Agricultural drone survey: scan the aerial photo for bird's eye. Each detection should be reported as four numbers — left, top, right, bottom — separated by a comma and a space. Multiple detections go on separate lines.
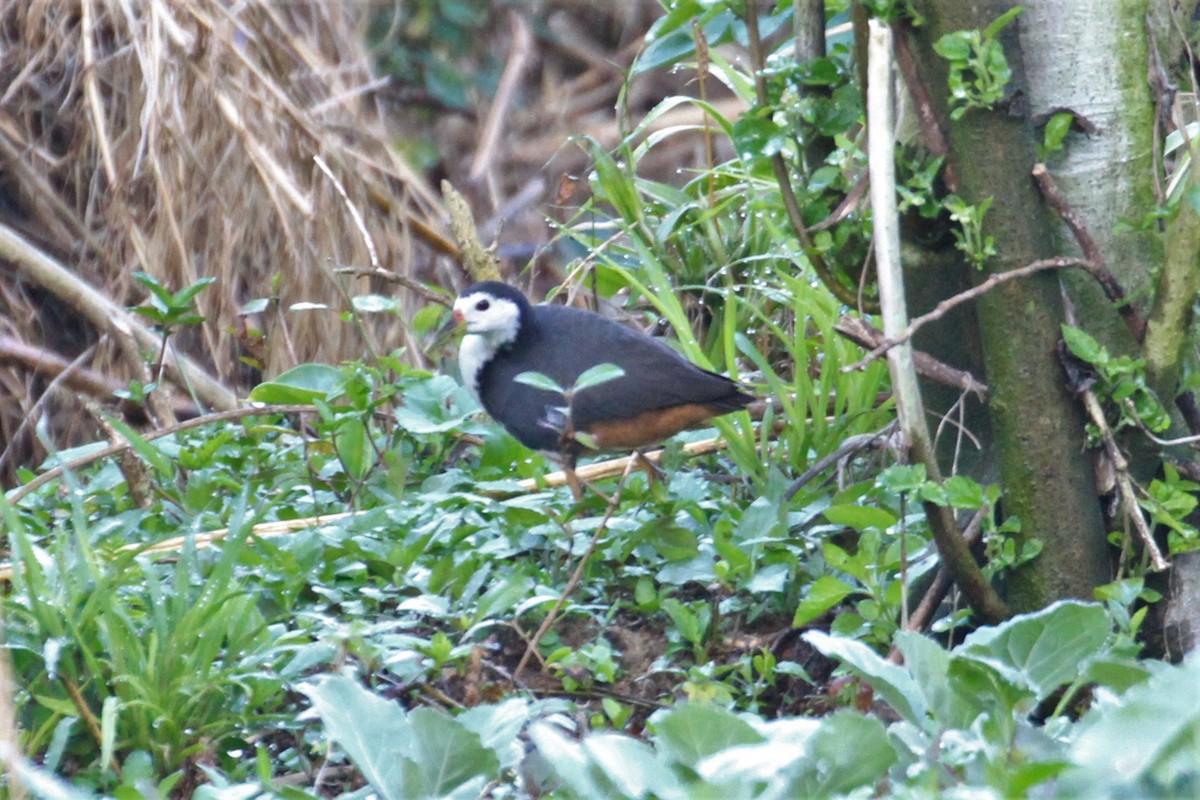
476, 299, 490, 311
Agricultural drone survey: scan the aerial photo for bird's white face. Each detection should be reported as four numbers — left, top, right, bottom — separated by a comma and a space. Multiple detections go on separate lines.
453, 290, 522, 344
454, 289, 522, 398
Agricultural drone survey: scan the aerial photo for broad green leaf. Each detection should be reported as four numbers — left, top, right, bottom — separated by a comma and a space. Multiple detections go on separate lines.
793, 575, 855, 627
958, 600, 1111, 700
248, 363, 340, 403
1060, 325, 1105, 365
527, 721, 615, 798
333, 419, 372, 482
394, 374, 477, 433
823, 504, 897, 532
933, 33, 972, 61
239, 297, 271, 314
650, 703, 763, 768
1066, 656, 1200, 791
645, 523, 700, 561
513, 370, 564, 394
458, 698, 531, 770
406, 707, 500, 797
300, 675, 409, 799
732, 114, 788, 161
895, 631, 980, 729
943, 475, 986, 509
583, 732, 682, 799
805, 630, 928, 726
572, 363, 625, 392
792, 711, 896, 796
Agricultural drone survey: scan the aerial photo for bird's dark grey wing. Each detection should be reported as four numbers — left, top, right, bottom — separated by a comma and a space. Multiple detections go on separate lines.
527, 306, 749, 429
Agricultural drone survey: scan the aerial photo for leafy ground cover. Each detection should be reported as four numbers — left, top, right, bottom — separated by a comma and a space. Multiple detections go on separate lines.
5, 1, 1200, 798
3, 355, 1198, 798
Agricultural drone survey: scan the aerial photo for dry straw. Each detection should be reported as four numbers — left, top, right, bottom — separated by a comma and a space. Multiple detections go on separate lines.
0, 1, 448, 471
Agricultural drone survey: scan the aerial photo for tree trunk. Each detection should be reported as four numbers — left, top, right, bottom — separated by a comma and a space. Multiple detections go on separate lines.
906, 0, 1111, 610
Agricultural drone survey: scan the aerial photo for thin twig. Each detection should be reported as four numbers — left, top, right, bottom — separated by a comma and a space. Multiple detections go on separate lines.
315, 155, 379, 269
468, 11, 533, 185
513, 456, 638, 682
517, 436, 728, 492
887, 507, 986, 664
1081, 391, 1169, 570
843, 257, 1098, 373
891, 19, 956, 191
1032, 162, 1145, 342
834, 316, 988, 399
333, 266, 452, 308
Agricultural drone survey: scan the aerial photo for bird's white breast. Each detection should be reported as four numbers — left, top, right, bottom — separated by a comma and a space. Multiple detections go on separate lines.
458, 333, 495, 401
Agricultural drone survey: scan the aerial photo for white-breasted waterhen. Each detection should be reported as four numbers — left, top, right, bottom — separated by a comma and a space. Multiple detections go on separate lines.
453, 281, 754, 482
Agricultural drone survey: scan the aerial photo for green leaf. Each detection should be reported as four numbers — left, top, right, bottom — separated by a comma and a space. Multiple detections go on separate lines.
1043, 111, 1074, 152
1185, 184, 1200, 216
351, 294, 399, 313
1065, 656, 1200, 791
170, 276, 216, 306
732, 114, 788, 161
583, 732, 683, 798
823, 504, 898, 531
793, 576, 855, 626
239, 297, 271, 314
587, 143, 642, 223
527, 721, 614, 798
1061, 325, 1105, 365
651, 704, 763, 769
394, 374, 477, 433
333, 419, 372, 481
958, 600, 1111, 700
572, 363, 626, 392
645, 523, 700, 560
878, 463, 927, 493
300, 675, 409, 799
982, 5, 1024, 40
933, 32, 972, 62
100, 695, 118, 783
943, 475, 986, 509
805, 630, 928, 726
513, 370, 564, 394
406, 707, 500, 797
793, 712, 896, 796
249, 363, 341, 403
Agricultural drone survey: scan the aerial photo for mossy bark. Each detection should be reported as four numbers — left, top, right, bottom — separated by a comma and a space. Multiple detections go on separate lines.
906, 1, 1111, 610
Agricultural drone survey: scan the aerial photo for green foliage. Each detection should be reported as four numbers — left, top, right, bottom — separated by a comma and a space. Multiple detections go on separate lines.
6, 2, 1197, 796
933, 7, 1023, 120
269, 601, 1200, 798
861, 0, 924, 25
130, 272, 215, 330
944, 194, 997, 269
1062, 325, 1171, 435
366, 0, 492, 111
1040, 110, 1075, 159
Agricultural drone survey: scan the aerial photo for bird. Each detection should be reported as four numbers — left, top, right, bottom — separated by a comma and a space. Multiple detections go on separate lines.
452, 281, 754, 468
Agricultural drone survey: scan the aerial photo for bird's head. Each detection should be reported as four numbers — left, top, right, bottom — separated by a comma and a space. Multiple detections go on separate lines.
453, 282, 526, 347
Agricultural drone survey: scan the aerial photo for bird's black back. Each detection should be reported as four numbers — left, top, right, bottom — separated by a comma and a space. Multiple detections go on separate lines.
476, 303, 752, 451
